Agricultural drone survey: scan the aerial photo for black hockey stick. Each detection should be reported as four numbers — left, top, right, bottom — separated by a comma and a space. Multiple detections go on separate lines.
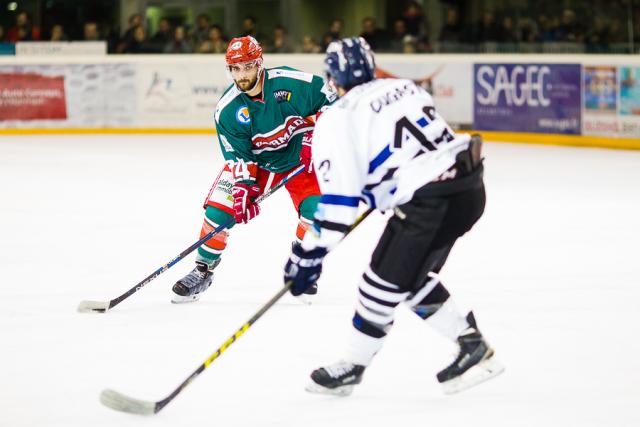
100, 207, 374, 415
77, 164, 306, 314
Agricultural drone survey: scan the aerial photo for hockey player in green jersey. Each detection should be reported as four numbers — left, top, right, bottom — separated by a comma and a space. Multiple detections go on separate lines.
172, 35, 336, 303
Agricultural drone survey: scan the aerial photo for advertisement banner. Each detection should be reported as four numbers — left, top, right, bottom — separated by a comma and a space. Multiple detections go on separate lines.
619, 66, 640, 138
474, 63, 581, 134
0, 73, 67, 120
0, 64, 136, 128
136, 62, 228, 128
15, 41, 107, 56
374, 61, 472, 127
582, 66, 619, 136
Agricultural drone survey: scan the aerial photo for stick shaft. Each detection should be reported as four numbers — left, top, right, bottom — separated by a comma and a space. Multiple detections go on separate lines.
152, 207, 374, 413
106, 165, 305, 310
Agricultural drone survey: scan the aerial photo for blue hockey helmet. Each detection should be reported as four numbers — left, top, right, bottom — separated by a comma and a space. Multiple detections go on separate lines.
324, 37, 376, 91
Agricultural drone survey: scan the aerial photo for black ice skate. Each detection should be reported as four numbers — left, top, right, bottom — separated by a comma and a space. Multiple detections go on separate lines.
171, 260, 218, 304
305, 360, 366, 396
437, 312, 505, 394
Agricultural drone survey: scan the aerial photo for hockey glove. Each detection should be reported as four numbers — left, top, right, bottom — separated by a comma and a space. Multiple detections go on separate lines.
300, 131, 314, 173
284, 243, 327, 295
232, 182, 261, 224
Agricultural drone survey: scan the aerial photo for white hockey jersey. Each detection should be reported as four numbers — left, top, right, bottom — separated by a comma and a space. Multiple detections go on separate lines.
302, 78, 471, 252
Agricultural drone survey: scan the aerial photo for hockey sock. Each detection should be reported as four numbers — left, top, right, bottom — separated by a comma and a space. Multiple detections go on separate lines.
295, 217, 313, 243
346, 320, 386, 366
196, 206, 234, 267
345, 267, 410, 365
406, 274, 469, 342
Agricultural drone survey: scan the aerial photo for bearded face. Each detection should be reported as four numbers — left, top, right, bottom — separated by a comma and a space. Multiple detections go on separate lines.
228, 60, 261, 92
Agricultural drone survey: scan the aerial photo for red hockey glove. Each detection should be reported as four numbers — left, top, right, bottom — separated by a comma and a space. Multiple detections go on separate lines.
300, 131, 313, 173
232, 182, 261, 224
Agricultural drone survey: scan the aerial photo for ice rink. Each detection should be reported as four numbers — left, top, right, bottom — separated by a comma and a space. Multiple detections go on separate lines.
1, 134, 639, 427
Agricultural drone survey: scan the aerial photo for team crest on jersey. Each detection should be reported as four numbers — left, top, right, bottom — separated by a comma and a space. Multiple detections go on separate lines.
236, 106, 251, 124
273, 90, 292, 103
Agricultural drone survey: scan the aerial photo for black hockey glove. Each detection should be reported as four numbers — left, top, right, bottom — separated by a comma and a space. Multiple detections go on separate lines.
284, 243, 328, 296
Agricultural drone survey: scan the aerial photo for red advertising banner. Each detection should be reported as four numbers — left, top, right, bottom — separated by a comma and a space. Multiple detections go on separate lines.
0, 73, 67, 120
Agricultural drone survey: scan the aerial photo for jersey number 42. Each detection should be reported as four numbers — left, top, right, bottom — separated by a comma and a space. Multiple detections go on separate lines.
393, 106, 454, 152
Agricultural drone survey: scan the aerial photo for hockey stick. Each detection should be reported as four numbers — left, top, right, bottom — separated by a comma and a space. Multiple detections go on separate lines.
100, 207, 374, 415
78, 164, 306, 314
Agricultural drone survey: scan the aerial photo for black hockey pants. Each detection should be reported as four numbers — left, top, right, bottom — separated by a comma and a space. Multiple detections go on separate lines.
370, 164, 485, 294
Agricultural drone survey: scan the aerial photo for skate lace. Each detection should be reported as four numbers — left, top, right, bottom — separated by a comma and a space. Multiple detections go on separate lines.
324, 361, 355, 378
182, 268, 209, 289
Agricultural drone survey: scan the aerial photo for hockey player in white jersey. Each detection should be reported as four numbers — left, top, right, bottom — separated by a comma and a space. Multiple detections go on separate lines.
283, 37, 504, 396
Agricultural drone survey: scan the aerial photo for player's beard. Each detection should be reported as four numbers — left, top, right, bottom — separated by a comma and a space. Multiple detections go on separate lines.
235, 74, 258, 92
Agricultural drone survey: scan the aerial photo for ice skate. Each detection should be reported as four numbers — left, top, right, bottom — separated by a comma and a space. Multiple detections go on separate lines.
305, 360, 366, 396
437, 312, 504, 394
171, 261, 218, 304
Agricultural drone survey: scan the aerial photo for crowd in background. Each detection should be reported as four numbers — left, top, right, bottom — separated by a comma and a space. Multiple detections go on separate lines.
1, 1, 639, 54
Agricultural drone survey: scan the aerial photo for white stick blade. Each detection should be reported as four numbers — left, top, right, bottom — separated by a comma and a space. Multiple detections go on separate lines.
100, 389, 156, 415
77, 300, 110, 313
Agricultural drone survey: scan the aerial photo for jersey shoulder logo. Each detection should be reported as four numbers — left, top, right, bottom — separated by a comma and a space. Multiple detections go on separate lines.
236, 106, 251, 124
273, 89, 292, 103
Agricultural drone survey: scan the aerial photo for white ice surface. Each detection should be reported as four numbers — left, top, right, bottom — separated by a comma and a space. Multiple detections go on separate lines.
1, 135, 639, 427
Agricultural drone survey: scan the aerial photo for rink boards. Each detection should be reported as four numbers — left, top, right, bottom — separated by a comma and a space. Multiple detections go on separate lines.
0, 53, 639, 149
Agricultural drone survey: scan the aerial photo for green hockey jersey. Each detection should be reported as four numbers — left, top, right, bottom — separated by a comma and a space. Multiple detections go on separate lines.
214, 66, 336, 173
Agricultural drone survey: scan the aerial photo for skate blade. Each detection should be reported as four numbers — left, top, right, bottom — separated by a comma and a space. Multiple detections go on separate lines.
171, 294, 201, 304
441, 356, 505, 395
305, 381, 354, 397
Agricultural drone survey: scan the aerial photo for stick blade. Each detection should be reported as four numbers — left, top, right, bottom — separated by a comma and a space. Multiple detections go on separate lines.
77, 300, 110, 313
100, 389, 157, 415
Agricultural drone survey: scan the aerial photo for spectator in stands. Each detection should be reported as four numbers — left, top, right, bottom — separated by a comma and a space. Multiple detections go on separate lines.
118, 13, 143, 53
265, 25, 294, 53
197, 25, 227, 53
49, 24, 68, 41
402, 35, 420, 53
7, 11, 41, 42
103, 23, 120, 53
164, 26, 193, 53
586, 16, 610, 52
388, 18, 409, 52
83, 21, 101, 41
519, 18, 538, 43
607, 19, 626, 44
192, 14, 211, 47
476, 11, 500, 42
123, 26, 154, 53
359, 17, 389, 51
634, 11, 640, 52
498, 16, 519, 43
150, 18, 172, 52
321, 19, 343, 51
557, 9, 584, 42
241, 16, 266, 44
537, 14, 559, 42
402, 1, 430, 42
301, 35, 321, 53
439, 8, 463, 43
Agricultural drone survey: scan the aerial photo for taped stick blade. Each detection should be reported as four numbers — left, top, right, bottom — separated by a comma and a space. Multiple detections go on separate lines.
100, 389, 157, 415
77, 300, 110, 313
